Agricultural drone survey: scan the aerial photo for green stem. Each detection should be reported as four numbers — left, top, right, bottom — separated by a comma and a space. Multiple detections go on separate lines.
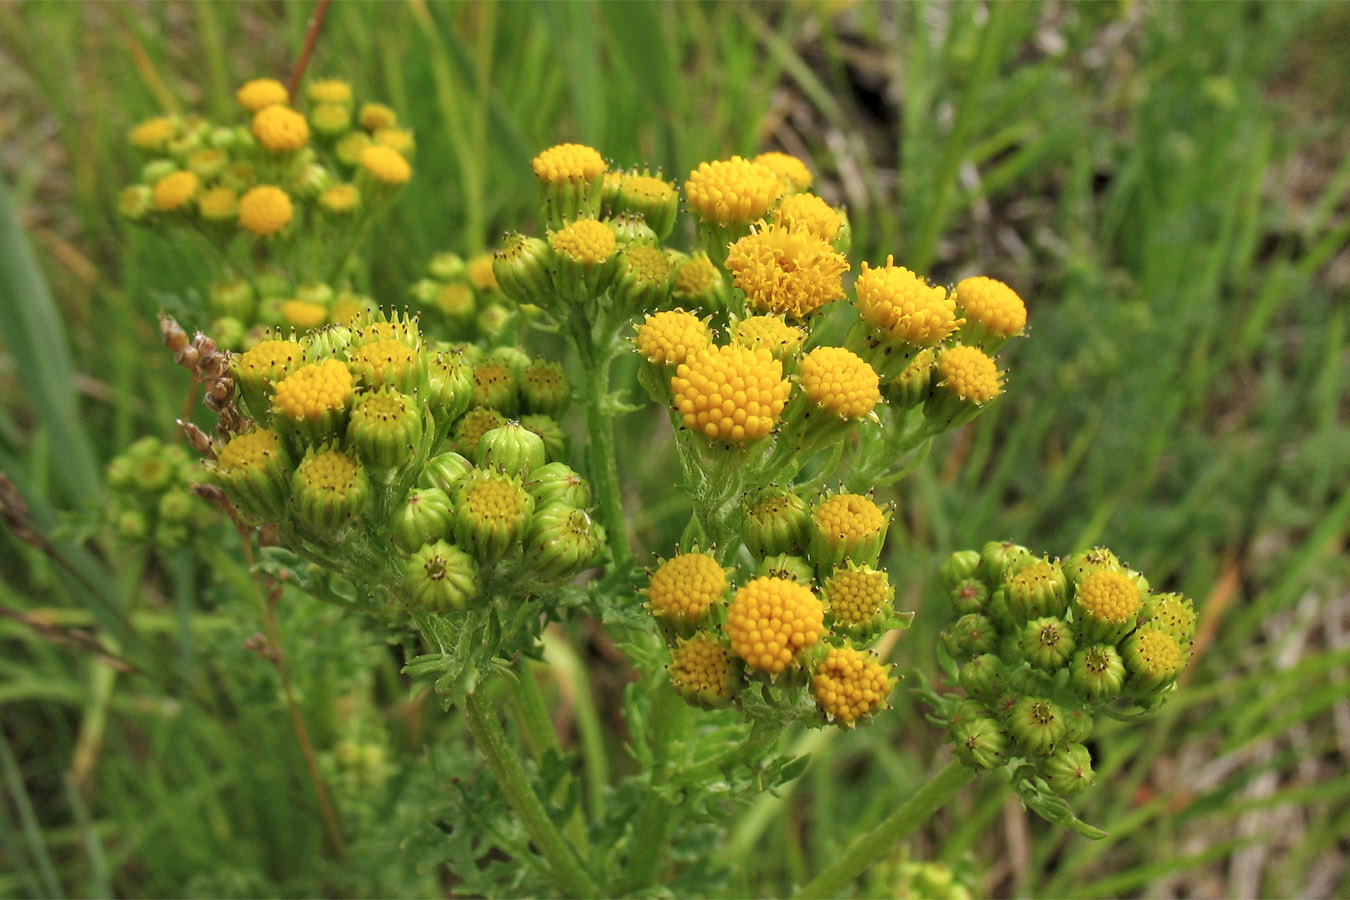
572, 312, 632, 564
509, 666, 560, 761
620, 682, 686, 892
794, 761, 975, 899
680, 716, 782, 786
463, 687, 600, 898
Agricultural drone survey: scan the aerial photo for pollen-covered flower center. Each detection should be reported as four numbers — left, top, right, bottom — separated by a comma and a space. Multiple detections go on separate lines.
955, 276, 1027, 337
726, 576, 825, 673
825, 567, 890, 626
252, 105, 310, 153
754, 151, 813, 190
360, 145, 412, 185
237, 339, 305, 380
671, 344, 791, 443
624, 246, 670, 283
936, 345, 1001, 405
730, 315, 804, 356
648, 552, 726, 621
684, 157, 783, 227
273, 359, 354, 421
812, 646, 891, 724
299, 450, 360, 494
670, 636, 734, 701
799, 347, 880, 418
813, 494, 887, 541
636, 310, 710, 366
531, 143, 606, 183
217, 429, 282, 473
238, 185, 294, 237
550, 219, 616, 265
773, 192, 842, 241
854, 257, 962, 345
725, 223, 849, 320
1077, 570, 1141, 623
350, 339, 416, 381
465, 477, 528, 522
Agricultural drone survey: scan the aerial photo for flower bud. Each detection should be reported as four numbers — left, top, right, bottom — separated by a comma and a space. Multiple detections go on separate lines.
923, 344, 1003, 430
519, 359, 571, 417
1138, 592, 1197, 651
272, 359, 355, 444
1005, 560, 1069, 622
728, 315, 806, 363
1062, 546, 1123, 588
427, 351, 474, 425
950, 716, 1008, 771
493, 232, 554, 308
615, 170, 680, 241
549, 218, 619, 304
477, 422, 546, 477
531, 143, 607, 228
887, 348, 935, 410
1062, 706, 1094, 744
404, 540, 478, 613
427, 252, 466, 282
669, 633, 741, 709
157, 488, 198, 525
1069, 644, 1126, 701
607, 211, 658, 247
452, 406, 506, 460
392, 487, 454, 554
470, 360, 520, 415
526, 462, 591, 508
743, 488, 810, 558
940, 613, 997, 660
613, 245, 672, 318
939, 550, 982, 592
309, 102, 353, 138
113, 507, 150, 542
950, 578, 989, 616
232, 338, 306, 420
209, 279, 256, 321
671, 252, 728, 311
811, 644, 894, 727
822, 563, 895, 640
347, 338, 424, 395
954, 276, 1027, 355
808, 492, 890, 574
420, 451, 475, 495
1121, 627, 1186, 694
958, 653, 1007, 702
1019, 616, 1076, 672
646, 550, 729, 636
1071, 568, 1142, 645
978, 540, 1035, 583
525, 503, 604, 582
347, 388, 423, 470
211, 429, 292, 522
755, 553, 815, 585
1006, 697, 1068, 757
291, 447, 369, 537
519, 414, 568, 463
1038, 742, 1094, 796
451, 469, 535, 564
118, 184, 155, 222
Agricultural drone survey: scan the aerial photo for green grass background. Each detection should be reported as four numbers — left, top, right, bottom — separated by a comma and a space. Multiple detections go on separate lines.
1, 0, 1348, 896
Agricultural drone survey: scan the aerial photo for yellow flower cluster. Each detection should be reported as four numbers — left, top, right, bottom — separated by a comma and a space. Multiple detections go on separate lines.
684, 157, 783, 228
854, 257, 963, 347
798, 346, 880, 420
811, 646, 893, 724
671, 344, 791, 442
636, 310, 711, 366
726, 576, 824, 674
724, 223, 849, 320
647, 552, 728, 623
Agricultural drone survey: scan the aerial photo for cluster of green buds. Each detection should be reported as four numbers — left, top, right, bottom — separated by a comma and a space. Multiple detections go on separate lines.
104, 436, 214, 549
928, 540, 1197, 829
644, 485, 911, 729
120, 77, 412, 345
408, 250, 520, 343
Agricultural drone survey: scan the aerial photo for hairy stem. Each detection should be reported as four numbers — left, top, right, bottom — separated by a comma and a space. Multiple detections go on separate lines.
572, 312, 632, 564
619, 681, 686, 892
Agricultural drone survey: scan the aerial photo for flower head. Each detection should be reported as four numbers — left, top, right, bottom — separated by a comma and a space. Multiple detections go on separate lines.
955, 276, 1027, 339
358, 103, 398, 132
152, 171, 200, 212
453, 406, 507, 459
531, 143, 607, 184
359, 145, 412, 185
550, 218, 616, 265
452, 469, 534, 563
197, 186, 239, 223
725, 223, 848, 319
1074, 569, 1141, 632
854, 257, 962, 345
647, 552, 728, 624
669, 634, 739, 707
773, 192, 844, 242
272, 359, 354, 429
812, 645, 892, 725
291, 447, 368, 535
1122, 627, 1185, 691
726, 576, 825, 674
238, 185, 294, 237
236, 78, 289, 111
684, 156, 783, 227
466, 253, 497, 292
671, 344, 792, 442
823, 564, 894, 634
810, 492, 890, 570
281, 300, 328, 330
934, 345, 1002, 405
348, 338, 419, 391
129, 116, 178, 152
252, 105, 310, 153
799, 346, 880, 419
729, 315, 805, 360
636, 309, 711, 366
755, 151, 813, 191
306, 79, 353, 106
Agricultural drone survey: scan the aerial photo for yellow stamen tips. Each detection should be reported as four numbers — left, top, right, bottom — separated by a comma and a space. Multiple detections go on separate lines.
669, 635, 737, 706
854, 257, 963, 346
549, 218, 617, 265
216, 428, 283, 473
684, 156, 783, 227
198, 186, 239, 222
348, 338, 417, 386
724, 223, 849, 320
823, 565, 892, 630
272, 359, 354, 422
299, 448, 360, 490
672, 254, 722, 301
152, 171, 200, 212
359, 145, 412, 186
238, 185, 294, 237
318, 183, 361, 216
129, 116, 178, 152
755, 151, 814, 191
306, 79, 353, 106
671, 344, 792, 443
727, 576, 825, 673
773, 192, 844, 242
358, 103, 398, 132
648, 552, 727, 622
251, 104, 310, 153
531, 143, 607, 184
281, 300, 328, 330
799, 346, 880, 419
955, 276, 1027, 338
935, 345, 1002, 405
464, 477, 528, 522
814, 493, 887, 539
1123, 627, 1185, 687
236, 78, 289, 112
466, 253, 498, 292
1076, 569, 1142, 625
636, 310, 712, 366
236, 339, 305, 381
812, 645, 892, 724
730, 315, 805, 359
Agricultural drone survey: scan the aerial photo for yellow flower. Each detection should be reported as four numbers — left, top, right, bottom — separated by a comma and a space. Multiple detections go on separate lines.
799, 346, 880, 419
531, 143, 607, 184
318, 183, 361, 216
672, 254, 724, 303
724, 223, 848, 320
216, 428, 284, 473
454, 406, 507, 459
671, 344, 791, 442
152, 171, 200, 212
237, 339, 305, 381
1122, 627, 1185, 690
755, 151, 813, 190
236, 78, 289, 111
358, 145, 412, 186
636, 310, 711, 366
348, 338, 418, 390
954, 276, 1027, 339
373, 127, 415, 156
684, 156, 783, 227
281, 300, 328, 330
252, 105, 310, 153
812, 645, 892, 724
306, 79, 353, 106
729, 315, 805, 359
669, 635, 738, 707
726, 576, 825, 674
238, 185, 294, 237
813, 493, 888, 543
272, 359, 354, 423
647, 552, 728, 623
823, 564, 893, 632
773, 193, 844, 242
549, 218, 616, 265
854, 257, 962, 346
1075, 570, 1141, 626
934, 345, 1002, 405
198, 186, 239, 223
358, 102, 398, 132
129, 116, 178, 152
466, 253, 498, 292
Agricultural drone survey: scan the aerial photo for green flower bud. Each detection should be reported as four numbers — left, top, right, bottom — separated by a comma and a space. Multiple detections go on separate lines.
291, 447, 369, 537
1121, 627, 1186, 694
1038, 742, 1095, 796
140, 158, 178, 187
427, 252, 466, 282
477, 422, 547, 476
1005, 560, 1069, 622
1069, 644, 1126, 701
106, 455, 137, 492
155, 522, 189, 548
1019, 616, 1076, 672
669, 633, 741, 709
525, 502, 604, 582
887, 347, 934, 410
616, 170, 680, 242
951, 716, 1008, 771
950, 577, 989, 616
608, 211, 658, 247
452, 406, 507, 460
958, 653, 1007, 702
526, 462, 591, 508
984, 587, 1016, 631
941, 613, 997, 659
744, 488, 810, 558
157, 488, 197, 525
470, 361, 519, 415
493, 232, 554, 308
1062, 546, 1123, 588
519, 359, 571, 417
420, 451, 475, 495
519, 414, 568, 463
549, 218, 620, 304
1062, 706, 1094, 744
334, 130, 370, 167
211, 429, 291, 522
426, 351, 474, 425
347, 337, 425, 396
1071, 568, 1143, 645
289, 162, 334, 200
392, 487, 454, 554
347, 388, 423, 470
113, 507, 150, 542
118, 184, 155, 222
1138, 592, 1197, 651
939, 549, 982, 592
452, 469, 535, 564
1006, 696, 1068, 757
208, 279, 256, 321
129, 450, 176, 494
220, 161, 257, 192
979, 540, 1035, 584
613, 245, 672, 319
301, 323, 355, 361
404, 540, 478, 612
809, 492, 891, 573
755, 553, 816, 585
310, 102, 352, 138
822, 562, 895, 640
948, 699, 993, 731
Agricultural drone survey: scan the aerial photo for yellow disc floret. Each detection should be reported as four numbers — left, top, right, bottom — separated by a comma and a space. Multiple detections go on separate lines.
671, 345, 792, 442
648, 552, 727, 622
272, 359, 354, 422
129, 116, 178, 151
669, 636, 737, 704
935, 345, 1002, 405
954, 276, 1027, 338
824, 566, 892, 629
252, 104, 310, 153
725, 223, 849, 320
281, 300, 328, 330
1076, 569, 1142, 625
198, 186, 239, 222
238, 185, 294, 237
236, 78, 289, 111
755, 151, 814, 190
624, 246, 670, 283
306, 79, 353, 106
726, 576, 825, 673
1126, 628, 1184, 679
730, 315, 805, 358
684, 156, 783, 227
532, 143, 607, 184
298, 448, 360, 492
153, 171, 200, 212
854, 257, 963, 345
464, 476, 528, 523
216, 428, 284, 473
813, 494, 888, 542
236, 339, 305, 382
550, 219, 616, 265
466, 253, 498, 292
636, 310, 711, 366
812, 645, 892, 724
673, 255, 722, 300
348, 339, 417, 385
359, 145, 412, 185
773, 192, 844, 242
799, 346, 880, 419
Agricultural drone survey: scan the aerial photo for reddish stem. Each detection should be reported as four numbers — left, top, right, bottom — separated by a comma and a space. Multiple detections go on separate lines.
288, 0, 332, 99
